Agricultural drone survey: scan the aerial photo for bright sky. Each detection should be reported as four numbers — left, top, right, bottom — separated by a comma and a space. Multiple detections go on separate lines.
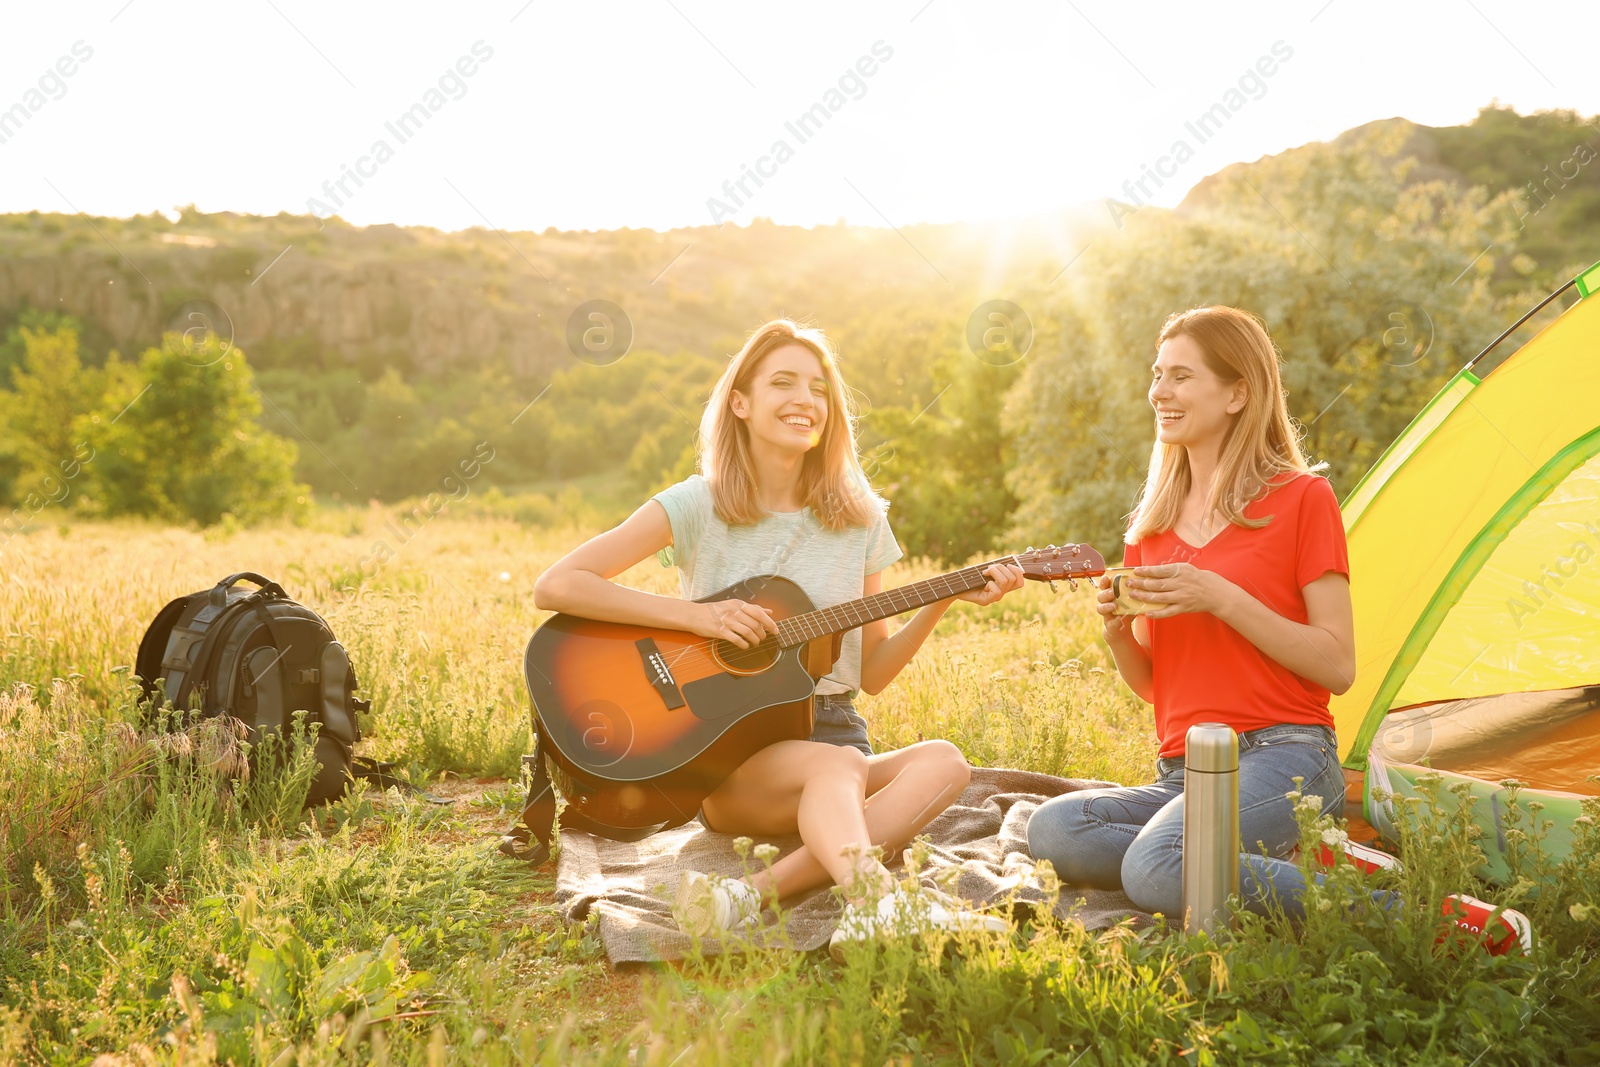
1, 1, 1595, 233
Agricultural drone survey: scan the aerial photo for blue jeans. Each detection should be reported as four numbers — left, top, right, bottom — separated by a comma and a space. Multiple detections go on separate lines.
1026, 723, 1345, 920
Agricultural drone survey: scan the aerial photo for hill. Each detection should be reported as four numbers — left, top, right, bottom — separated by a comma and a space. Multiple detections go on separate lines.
0, 206, 1098, 392
2, 104, 1595, 560
1181, 105, 1600, 287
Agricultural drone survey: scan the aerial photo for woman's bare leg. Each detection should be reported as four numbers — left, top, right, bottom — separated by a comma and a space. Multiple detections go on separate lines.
701, 739, 972, 903
753, 741, 971, 900
700, 738, 886, 901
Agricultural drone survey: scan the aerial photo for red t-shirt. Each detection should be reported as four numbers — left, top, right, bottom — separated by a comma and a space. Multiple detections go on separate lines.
1124, 471, 1350, 758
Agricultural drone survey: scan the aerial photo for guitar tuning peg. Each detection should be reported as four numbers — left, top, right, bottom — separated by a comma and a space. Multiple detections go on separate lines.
1025, 545, 1036, 553
1047, 579, 1058, 593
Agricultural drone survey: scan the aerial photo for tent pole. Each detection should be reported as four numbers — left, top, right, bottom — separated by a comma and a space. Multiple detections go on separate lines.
1463, 273, 1580, 374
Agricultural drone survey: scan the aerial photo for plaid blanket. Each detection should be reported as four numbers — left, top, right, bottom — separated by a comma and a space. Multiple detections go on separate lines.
554, 767, 1155, 963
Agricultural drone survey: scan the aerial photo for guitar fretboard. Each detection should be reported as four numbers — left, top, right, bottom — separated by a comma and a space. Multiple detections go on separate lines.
776, 557, 1017, 647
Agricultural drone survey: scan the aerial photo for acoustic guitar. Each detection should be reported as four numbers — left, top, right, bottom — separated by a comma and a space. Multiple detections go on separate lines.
519, 543, 1106, 844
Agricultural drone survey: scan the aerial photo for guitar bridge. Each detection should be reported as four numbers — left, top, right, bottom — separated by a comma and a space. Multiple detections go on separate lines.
635, 638, 686, 710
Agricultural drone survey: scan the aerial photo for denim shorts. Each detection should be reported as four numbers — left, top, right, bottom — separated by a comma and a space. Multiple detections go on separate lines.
808, 692, 873, 756
695, 692, 871, 830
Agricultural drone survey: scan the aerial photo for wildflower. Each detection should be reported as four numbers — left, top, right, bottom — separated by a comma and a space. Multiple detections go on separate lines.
1292, 793, 1322, 815
753, 843, 779, 866
1320, 828, 1349, 848
732, 836, 753, 859
32, 863, 54, 904
1034, 859, 1061, 895
1569, 903, 1595, 922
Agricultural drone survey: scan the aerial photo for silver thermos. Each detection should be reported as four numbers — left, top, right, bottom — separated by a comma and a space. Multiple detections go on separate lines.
1182, 723, 1240, 934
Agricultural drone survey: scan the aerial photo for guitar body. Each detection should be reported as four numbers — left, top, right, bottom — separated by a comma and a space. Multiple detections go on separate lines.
524, 574, 842, 840
511, 542, 1104, 853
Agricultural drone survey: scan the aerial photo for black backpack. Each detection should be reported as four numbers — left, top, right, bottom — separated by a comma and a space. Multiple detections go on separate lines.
135, 572, 371, 806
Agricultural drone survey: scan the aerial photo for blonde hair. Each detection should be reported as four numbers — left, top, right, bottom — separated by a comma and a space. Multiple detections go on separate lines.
699, 319, 884, 530
1126, 305, 1325, 545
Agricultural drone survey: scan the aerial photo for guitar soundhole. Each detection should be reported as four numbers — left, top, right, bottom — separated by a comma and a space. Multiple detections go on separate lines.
711, 635, 781, 676
575, 698, 634, 767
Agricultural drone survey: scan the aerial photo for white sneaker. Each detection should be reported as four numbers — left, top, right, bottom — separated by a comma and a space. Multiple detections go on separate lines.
672, 871, 763, 938
828, 888, 1008, 961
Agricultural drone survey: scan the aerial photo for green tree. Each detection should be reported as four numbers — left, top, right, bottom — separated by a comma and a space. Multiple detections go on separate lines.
0, 306, 115, 387
336, 367, 476, 500
0, 324, 110, 510
1005, 130, 1521, 559
74, 334, 309, 525
871, 342, 1023, 566
6, 326, 96, 481
1432, 105, 1600, 286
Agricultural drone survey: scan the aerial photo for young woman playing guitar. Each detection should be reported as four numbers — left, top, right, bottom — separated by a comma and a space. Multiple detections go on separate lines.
533, 319, 1025, 948
1025, 306, 1531, 954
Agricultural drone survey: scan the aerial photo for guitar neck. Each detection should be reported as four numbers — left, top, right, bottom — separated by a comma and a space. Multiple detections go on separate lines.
776, 556, 1018, 647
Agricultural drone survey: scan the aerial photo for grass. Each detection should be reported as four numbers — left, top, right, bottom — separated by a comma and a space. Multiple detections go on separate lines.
2, 511, 1598, 1065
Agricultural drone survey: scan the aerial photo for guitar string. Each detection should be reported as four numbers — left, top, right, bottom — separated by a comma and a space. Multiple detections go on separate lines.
654, 495, 1016, 673
656, 551, 1111, 672
649, 563, 998, 671
651, 565, 997, 673
655, 565, 992, 672
652, 552, 1092, 675
653, 550, 1096, 674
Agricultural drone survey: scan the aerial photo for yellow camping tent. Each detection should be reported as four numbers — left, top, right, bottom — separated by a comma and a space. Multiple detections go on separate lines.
1332, 262, 1600, 881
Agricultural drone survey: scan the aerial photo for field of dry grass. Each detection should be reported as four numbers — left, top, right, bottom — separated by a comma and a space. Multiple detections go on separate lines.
2, 512, 1596, 1065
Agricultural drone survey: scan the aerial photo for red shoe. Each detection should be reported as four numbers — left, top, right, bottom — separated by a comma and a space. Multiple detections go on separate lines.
1311, 839, 1402, 876
1441, 894, 1533, 956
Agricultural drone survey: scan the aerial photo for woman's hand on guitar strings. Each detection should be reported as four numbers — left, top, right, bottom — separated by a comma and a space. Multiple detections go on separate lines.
954, 563, 1027, 607
695, 598, 779, 648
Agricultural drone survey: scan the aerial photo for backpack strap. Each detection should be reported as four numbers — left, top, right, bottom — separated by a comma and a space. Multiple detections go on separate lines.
350, 757, 453, 805
216, 572, 289, 599
163, 574, 290, 715
168, 592, 266, 715
136, 593, 197, 706
499, 733, 557, 866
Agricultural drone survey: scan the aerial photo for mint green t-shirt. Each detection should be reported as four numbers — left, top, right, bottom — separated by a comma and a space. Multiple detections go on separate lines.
651, 474, 904, 696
